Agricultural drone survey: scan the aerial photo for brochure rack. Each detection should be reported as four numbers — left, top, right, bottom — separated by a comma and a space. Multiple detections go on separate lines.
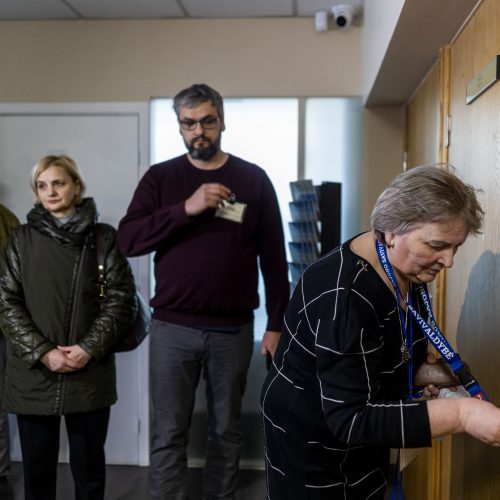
288, 180, 341, 290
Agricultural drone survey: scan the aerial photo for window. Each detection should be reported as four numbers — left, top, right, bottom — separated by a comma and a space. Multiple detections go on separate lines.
150, 97, 362, 340
151, 97, 298, 246
304, 98, 363, 241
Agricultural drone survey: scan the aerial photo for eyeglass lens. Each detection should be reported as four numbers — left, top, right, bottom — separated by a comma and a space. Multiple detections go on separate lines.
180, 116, 218, 131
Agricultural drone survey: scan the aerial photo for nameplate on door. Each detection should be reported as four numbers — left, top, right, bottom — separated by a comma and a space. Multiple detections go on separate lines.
466, 55, 500, 105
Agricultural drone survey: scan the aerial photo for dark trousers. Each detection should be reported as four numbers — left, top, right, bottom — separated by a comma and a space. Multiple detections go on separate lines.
17, 407, 110, 500
149, 320, 254, 500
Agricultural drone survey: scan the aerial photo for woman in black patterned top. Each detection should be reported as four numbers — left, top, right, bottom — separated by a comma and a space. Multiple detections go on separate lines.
261, 165, 500, 499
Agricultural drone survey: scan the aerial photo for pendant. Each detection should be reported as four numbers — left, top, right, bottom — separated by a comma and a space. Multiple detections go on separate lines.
401, 342, 411, 364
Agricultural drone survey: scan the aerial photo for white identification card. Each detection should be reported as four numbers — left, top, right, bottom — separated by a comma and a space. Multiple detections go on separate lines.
215, 201, 246, 223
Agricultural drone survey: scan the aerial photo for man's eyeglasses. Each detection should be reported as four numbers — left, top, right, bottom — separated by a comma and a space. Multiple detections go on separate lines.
179, 116, 220, 131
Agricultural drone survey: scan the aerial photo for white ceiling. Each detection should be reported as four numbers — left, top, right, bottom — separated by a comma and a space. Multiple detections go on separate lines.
0, 0, 364, 20
365, 0, 479, 105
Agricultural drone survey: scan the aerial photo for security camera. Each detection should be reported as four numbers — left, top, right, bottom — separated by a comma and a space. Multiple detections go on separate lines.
331, 5, 356, 29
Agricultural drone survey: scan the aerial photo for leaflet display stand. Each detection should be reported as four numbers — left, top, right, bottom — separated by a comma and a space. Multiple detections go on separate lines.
318, 181, 341, 256
288, 180, 341, 291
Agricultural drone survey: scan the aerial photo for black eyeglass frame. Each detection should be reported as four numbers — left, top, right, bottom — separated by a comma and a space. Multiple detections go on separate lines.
178, 115, 220, 131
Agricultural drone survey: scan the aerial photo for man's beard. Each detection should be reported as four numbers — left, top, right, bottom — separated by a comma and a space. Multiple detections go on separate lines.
186, 135, 221, 161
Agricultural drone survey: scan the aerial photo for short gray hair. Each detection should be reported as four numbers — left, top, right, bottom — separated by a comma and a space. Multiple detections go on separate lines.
371, 164, 484, 243
173, 83, 224, 121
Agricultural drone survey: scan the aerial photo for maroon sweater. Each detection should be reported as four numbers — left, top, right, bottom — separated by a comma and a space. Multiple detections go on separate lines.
117, 154, 289, 331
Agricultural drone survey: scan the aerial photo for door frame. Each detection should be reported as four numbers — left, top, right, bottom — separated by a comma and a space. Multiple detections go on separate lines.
0, 101, 151, 465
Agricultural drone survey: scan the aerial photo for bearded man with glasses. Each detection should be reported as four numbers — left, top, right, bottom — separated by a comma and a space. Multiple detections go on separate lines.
118, 83, 289, 500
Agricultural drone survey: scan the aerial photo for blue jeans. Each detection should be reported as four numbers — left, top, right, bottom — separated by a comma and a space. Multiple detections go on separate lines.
149, 320, 254, 500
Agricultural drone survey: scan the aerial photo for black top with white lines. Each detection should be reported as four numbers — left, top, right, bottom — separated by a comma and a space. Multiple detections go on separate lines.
261, 237, 432, 499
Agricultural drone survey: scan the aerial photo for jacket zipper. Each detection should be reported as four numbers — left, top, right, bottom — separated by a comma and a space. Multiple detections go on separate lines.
57, 235, 90, 414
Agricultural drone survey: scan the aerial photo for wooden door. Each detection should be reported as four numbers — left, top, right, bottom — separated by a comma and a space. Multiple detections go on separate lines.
406, 60, 441, 168
404, 54, 451, 500
405, 1, 500, 495
446, 0, 500, 497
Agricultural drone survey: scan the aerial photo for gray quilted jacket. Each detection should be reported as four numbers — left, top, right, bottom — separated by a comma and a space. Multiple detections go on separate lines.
0, 198, 136, 415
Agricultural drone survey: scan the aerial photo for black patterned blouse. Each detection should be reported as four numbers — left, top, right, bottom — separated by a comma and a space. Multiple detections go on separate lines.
261, 237, 431, 499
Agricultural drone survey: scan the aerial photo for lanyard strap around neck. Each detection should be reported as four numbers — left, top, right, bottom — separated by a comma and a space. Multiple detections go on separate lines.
375, 239, 489, 401
375, 239, 414, 397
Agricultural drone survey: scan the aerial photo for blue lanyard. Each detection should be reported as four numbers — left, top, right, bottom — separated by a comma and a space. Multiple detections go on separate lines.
375, 239, 489, 401
375, 240, 414, 397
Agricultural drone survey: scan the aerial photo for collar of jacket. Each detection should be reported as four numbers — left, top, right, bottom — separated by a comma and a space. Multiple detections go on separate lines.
27, 197, 99, 248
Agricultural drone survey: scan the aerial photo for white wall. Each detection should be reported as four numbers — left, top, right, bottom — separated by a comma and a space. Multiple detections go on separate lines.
0, 18, 362, 102
362, 0, 405, 100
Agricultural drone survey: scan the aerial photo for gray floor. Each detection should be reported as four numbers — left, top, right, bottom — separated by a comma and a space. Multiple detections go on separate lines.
10, 462, 266, 500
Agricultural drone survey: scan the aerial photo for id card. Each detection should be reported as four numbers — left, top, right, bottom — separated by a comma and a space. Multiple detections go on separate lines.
215, 201, 246, 223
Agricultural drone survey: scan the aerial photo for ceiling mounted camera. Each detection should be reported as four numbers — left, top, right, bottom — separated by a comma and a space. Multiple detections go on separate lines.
331, 4, 357, 29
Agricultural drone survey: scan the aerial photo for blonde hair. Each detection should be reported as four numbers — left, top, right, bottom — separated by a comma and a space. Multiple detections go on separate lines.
30, 155, 86, 205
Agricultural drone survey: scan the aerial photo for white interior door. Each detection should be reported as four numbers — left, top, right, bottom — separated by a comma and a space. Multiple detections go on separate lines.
0, 103, 150, 465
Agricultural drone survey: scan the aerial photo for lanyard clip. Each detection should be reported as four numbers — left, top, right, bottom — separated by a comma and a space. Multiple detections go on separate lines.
454, 365, 490, 401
